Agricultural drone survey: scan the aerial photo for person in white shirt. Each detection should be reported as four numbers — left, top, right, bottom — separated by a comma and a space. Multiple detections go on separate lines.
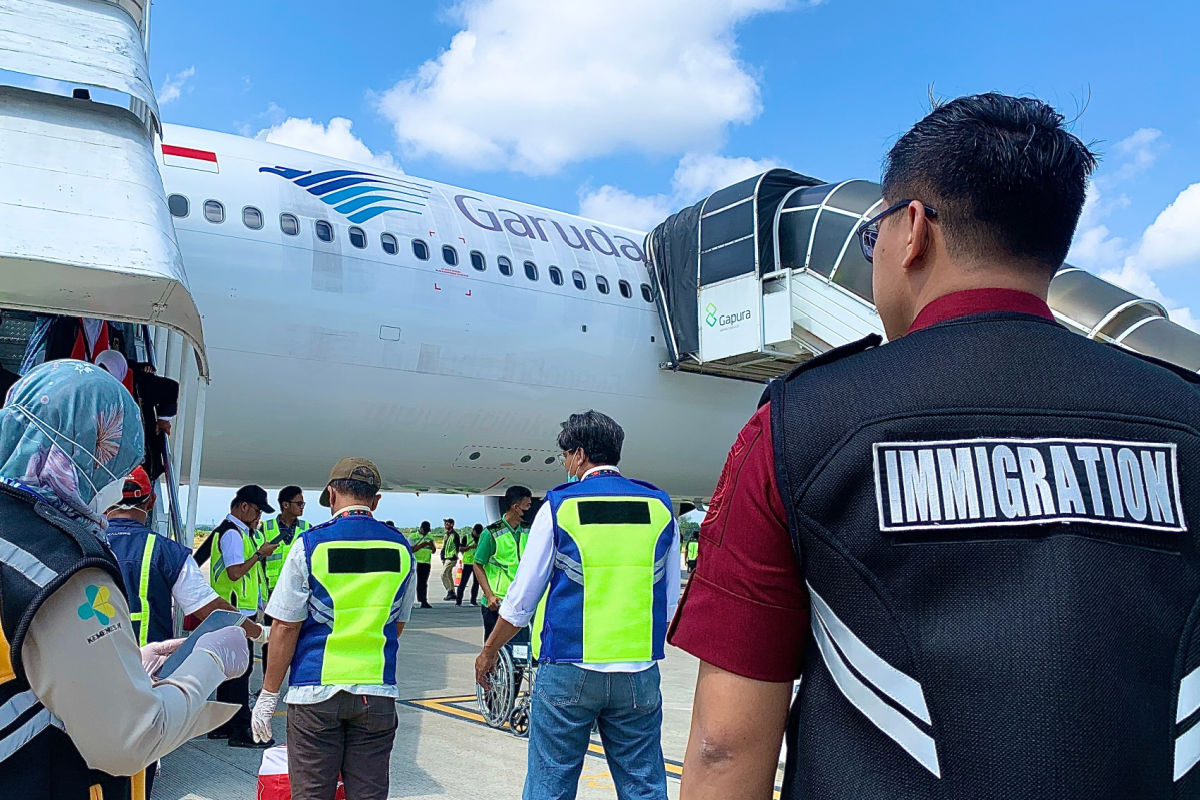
475, 410, 680, 800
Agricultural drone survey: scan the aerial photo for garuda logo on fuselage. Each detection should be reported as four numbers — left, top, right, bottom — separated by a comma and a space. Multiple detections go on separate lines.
259, 166, 433, 224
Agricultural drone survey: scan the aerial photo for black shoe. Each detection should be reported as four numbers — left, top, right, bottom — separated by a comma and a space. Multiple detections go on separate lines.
455, 601, 462, 606
207, 730, 230, 740
228, 732, 273, 749
443, 593, 456, 600
420, 602, 433, 609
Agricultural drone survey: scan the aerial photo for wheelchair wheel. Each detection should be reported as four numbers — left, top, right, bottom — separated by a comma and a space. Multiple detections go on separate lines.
510, 705, 530, 738
477, 647, 515, 728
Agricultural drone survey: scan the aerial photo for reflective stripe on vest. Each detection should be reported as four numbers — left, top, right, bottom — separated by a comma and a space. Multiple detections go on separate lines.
293, 539, 413, 686
209, 528, 260, 611
128, 535, 157, 646
261, 518, 308, 590
483, 524, 525, 598
537, 493, 673, 664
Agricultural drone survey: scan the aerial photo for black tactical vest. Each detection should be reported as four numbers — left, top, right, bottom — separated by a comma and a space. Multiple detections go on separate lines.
767, 312, 1200, 800
0, 482, 139, 799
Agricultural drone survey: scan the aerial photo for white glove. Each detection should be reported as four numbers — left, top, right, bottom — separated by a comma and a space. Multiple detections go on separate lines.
140, 638, 184, 678
195, 625, 250, 679
252, 689, 279, 743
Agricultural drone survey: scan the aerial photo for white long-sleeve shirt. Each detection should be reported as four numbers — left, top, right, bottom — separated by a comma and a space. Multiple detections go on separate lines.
498, 467, 681, 673
23, 569, 236, 776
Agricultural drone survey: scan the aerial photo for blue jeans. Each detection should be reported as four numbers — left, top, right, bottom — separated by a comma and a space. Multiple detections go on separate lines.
524, 662, 667, 800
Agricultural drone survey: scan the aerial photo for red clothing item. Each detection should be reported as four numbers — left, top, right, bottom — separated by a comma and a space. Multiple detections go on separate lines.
669, 288, 1055, 682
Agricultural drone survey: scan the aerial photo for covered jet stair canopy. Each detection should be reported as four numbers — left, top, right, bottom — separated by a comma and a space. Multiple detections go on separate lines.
0, 0, 207, 376
646, 173, 1200, 380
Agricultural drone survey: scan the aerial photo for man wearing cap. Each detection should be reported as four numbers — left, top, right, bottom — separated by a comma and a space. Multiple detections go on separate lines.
251, 458, 416, 800
202, 485, 279, 748
440, 517, 461, 601
105, 467, 266, 792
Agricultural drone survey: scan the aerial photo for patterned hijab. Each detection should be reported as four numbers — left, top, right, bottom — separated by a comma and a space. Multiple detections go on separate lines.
0, 360, 144, 531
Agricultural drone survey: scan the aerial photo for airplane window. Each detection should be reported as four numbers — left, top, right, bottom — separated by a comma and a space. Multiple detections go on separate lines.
242, 206, 264, 230
203, 200, 225, 224
443, 245, 458, 266
412, 239, 429, 260
498, 256, 513, 277
572, 270, 586, 291
524, 261, 538, 281
349, 226, 367, 249
641, 283, 653, 302
280, 213, 300, 236
619, 280, 632, 299
596, 275, 610, 295
470, 251, 486, 271
167, 194, 189, 218
381, 233, 398, 255
549, 266, 563, 286
315, 220, 333, 242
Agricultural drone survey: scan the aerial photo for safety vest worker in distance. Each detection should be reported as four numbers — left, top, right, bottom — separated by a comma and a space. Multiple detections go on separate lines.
534, 472, 675, 664
259, 516, 310, 592
290, 513, 414, 687
686, 539, 698, 561
410, 529, 435, 565
209, 523, 265, 612
459, 529, 478, 566
481, 520, 528, 599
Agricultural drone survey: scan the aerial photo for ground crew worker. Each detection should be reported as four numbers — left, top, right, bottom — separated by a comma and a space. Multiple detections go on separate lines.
411, 520, 436, 608
105, 466, 266, 795
440, 517, 460, 600
252, 458, 416, 800
0, 360, 249, 799
259, 486, 309, 669
476, 411, 679, 799
671, 93, 1200, 800
474, 485, 532, 641
203, 485, 278, 748
456, 522, 481, 605
685, 537, 699, 573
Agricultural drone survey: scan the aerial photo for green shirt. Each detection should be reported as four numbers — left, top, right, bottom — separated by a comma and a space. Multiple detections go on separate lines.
475, 519, 528, 568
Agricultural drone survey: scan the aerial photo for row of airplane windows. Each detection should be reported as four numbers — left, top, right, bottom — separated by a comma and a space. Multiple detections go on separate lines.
168, 194, 655, 303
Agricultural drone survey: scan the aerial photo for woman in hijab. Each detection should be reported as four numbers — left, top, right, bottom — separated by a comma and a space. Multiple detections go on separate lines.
0, 360, 249, 800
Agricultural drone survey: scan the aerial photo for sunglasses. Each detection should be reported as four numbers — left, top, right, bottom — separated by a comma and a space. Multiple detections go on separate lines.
856, 200, 938, 263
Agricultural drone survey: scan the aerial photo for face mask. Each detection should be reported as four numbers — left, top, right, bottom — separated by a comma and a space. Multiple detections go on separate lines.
88, 477, 125, 516
565, 450, 581, 483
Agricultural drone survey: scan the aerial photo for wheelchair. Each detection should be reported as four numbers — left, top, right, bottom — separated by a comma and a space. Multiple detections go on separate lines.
476, 633, 536, 737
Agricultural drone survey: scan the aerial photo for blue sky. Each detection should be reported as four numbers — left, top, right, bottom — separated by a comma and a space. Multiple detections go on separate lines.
149, 0, 1199, 523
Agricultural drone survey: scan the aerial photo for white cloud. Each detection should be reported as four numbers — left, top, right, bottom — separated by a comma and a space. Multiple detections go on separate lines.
157, 66, 195, 106
1094, 183, 1200, 333
376, 0, 795, 174
255, 117, 400, 171
579, 152, 780, 230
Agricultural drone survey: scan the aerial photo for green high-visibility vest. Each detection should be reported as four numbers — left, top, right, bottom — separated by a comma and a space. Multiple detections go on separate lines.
686, 539, 698, 560
209, 525, 263, 612
410, 530, 435, 564
533, 487, 674, 664
482, 520, 527, 599
460, 531, 478, 565
129, 535, 157, 646
303, 538, 413, 685
260, 516, 310, 591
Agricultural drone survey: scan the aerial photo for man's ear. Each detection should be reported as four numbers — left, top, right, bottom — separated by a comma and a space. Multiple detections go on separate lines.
369, 494, 382, 512
900, 201, 933, 273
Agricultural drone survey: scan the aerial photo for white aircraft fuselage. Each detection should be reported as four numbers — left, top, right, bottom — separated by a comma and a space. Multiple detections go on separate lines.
160, 125, 759, 499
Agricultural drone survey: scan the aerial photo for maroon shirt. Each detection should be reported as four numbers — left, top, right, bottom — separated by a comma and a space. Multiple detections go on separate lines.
668, 289, 1055, 682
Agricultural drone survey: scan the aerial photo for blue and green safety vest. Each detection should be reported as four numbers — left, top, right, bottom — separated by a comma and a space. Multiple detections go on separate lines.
534, 472, 675, 664
290, 513, 414, 687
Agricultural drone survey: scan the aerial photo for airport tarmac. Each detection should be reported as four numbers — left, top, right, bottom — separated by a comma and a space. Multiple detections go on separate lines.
154, 574, 773, 800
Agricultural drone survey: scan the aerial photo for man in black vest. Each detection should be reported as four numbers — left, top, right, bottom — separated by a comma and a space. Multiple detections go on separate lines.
671, 93, 1200, 799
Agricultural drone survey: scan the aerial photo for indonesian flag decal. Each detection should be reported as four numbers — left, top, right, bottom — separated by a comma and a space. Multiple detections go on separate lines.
162, 143, 219, 173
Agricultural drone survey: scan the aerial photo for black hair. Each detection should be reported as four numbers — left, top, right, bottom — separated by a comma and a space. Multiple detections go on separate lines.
473, 523, 484, 534
502, 485, 532, 512
557, 410, 624, 466
420, 520, 431, 533
327, 477, 378, 502
278, 485, 303, 506
882, 92, 1098, 271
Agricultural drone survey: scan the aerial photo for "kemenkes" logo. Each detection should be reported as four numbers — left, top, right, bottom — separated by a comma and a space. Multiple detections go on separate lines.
873, 437, 1186, 535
